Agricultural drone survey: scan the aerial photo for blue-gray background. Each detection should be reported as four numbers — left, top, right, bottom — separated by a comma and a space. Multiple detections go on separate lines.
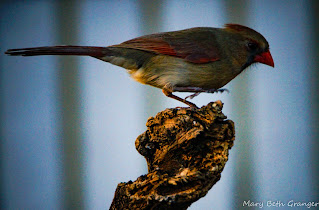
1, 1, 318, 209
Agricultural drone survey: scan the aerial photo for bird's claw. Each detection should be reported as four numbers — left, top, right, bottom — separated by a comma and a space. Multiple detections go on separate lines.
185, 92, 201, 100
207, 88, 229, 94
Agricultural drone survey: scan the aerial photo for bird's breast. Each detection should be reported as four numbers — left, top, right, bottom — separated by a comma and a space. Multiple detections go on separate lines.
128, 55, 241, 90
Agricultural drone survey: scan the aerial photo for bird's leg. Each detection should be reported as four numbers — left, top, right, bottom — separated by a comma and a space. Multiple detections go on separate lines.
173, 87, 229, 100
162, 85, 199, 109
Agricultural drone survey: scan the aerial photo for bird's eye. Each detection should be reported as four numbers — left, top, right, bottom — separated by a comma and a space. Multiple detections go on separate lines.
247, 42, 258, 51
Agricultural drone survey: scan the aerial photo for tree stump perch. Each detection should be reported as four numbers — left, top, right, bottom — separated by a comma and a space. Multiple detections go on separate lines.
110, 101, 235, 210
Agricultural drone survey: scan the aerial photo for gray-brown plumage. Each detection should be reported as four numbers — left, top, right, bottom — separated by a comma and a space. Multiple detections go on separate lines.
5, 24, 274, 108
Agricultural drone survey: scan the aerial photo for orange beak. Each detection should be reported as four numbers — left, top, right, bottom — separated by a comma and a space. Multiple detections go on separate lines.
254, 50, 274, 67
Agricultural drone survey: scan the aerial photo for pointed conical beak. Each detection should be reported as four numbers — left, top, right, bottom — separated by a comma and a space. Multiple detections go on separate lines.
254, 50, 274, 67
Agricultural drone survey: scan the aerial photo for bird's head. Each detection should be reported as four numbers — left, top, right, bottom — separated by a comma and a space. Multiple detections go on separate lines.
224, 23, 274, 68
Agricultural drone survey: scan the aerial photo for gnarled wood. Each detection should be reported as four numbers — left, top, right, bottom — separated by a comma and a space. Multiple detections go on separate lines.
110, 101, 235, 210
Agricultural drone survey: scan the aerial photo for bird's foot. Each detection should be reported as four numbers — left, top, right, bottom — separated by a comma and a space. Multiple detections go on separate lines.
185, 92, 201, 100
206, 88, 229, 94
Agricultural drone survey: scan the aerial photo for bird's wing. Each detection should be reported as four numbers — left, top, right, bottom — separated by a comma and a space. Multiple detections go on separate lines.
111, 28, 220, 64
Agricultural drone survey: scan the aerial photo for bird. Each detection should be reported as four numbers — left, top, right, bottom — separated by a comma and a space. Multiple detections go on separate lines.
5, 24, 274, 108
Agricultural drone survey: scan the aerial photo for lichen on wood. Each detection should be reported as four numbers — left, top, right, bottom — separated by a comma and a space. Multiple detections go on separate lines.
110, 101, 235, 210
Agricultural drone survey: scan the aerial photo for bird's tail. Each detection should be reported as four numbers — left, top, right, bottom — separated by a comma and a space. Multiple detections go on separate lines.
5, 45, 152, 71
5, 45, 108, 57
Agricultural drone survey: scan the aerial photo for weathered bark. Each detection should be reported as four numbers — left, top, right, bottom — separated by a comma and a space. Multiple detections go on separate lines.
110, 101, 235, 210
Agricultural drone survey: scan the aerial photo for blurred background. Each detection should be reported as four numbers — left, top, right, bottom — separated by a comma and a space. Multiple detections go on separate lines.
1, 0, 318, 209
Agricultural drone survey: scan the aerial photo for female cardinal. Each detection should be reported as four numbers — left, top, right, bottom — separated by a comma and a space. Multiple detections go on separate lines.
5, 24, 274, 108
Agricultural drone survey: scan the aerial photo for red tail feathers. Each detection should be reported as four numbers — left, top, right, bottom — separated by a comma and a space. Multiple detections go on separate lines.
5, 45, 108, 57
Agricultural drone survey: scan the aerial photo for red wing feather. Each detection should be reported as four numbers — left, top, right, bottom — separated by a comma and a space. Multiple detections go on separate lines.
119, 37, 178, 56
111, 28, 220, 64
